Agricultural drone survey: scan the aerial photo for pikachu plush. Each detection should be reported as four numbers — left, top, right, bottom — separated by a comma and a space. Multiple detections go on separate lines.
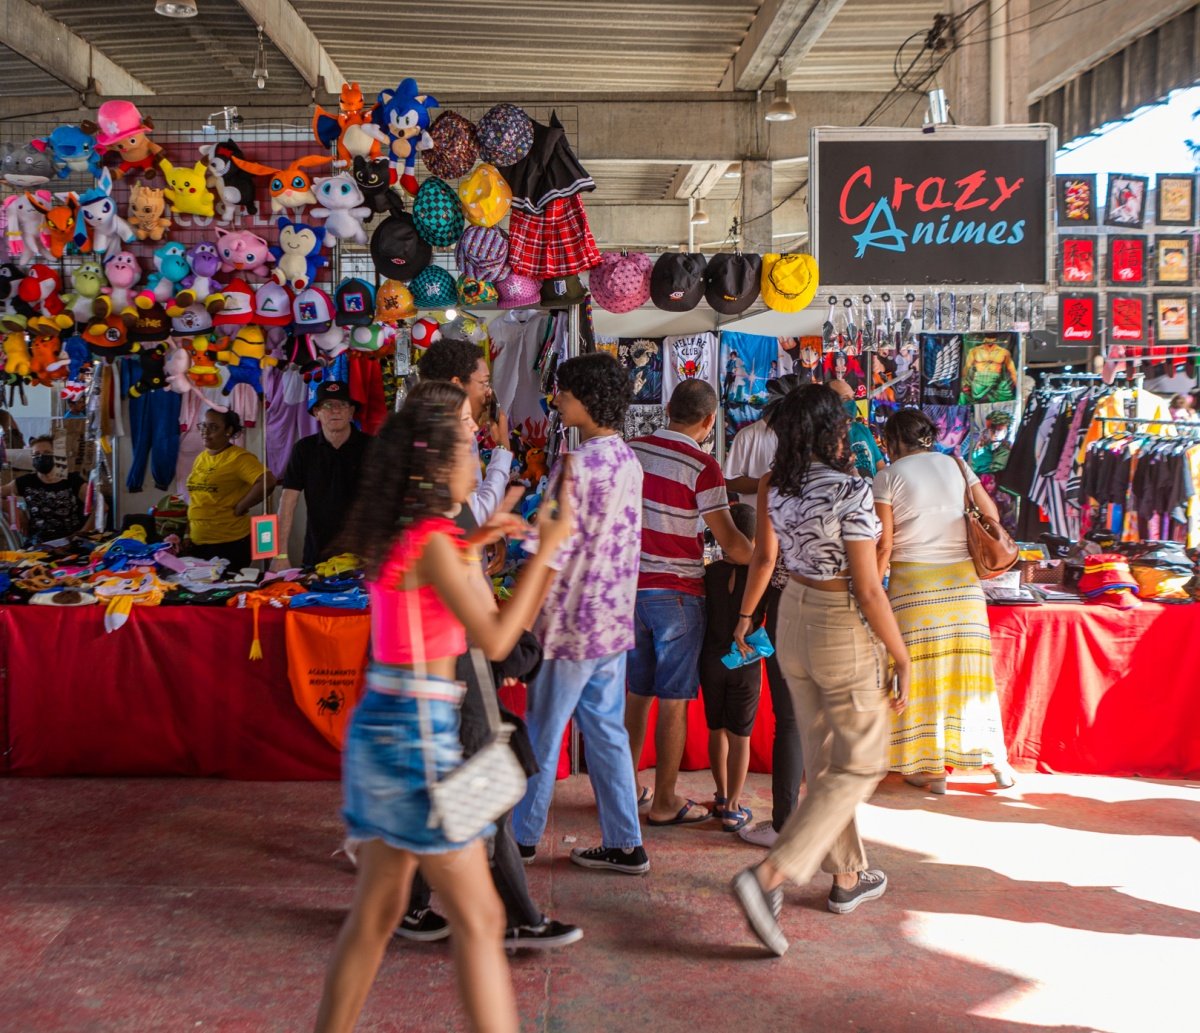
159, 158, 216, 218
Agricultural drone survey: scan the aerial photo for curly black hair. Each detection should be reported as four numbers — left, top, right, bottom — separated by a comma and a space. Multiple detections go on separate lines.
417, 335, 484, 384
882, 408, 936, 458
770, 383, 852, 496
337, 380, 468, 577
555, 352, 632, 430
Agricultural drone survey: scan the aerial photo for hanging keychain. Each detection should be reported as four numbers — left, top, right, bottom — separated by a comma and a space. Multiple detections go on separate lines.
862, 295, 876, 352
823, 296, 837, 344
843, 297, 859, 342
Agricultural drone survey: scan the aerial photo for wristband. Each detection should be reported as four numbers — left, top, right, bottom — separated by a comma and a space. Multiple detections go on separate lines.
738, 613, 753, 619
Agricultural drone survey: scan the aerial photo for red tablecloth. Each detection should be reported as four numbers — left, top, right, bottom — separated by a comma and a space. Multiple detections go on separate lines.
3, 601, 1198, 779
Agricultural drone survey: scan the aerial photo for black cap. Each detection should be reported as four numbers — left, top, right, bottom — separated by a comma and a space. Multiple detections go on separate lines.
369, 212, 432, 283
704, 252, 762, 315
334, 277, 376, 327
539, 274, 587, 309
309, 380, 357, 414
650, 252, 707, 312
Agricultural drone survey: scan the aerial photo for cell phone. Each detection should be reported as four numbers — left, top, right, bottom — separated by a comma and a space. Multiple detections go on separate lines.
890, 673, 900, 699
487, 394, 498, 425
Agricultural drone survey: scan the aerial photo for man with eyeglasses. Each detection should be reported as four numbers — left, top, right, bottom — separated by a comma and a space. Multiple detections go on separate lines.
273, 381, 370, 569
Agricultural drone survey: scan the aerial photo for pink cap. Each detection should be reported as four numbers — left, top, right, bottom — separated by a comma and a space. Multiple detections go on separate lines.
589, 252, 652, 313
95, 100, 152, 147
496, 272, 541, 309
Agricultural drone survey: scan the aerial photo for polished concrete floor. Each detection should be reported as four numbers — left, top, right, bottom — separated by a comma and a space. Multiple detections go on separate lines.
1, 769, 1198, 1033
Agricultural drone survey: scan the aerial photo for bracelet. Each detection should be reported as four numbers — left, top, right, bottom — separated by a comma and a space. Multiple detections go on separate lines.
738, 613, 754, 619
276, 553, 289, 560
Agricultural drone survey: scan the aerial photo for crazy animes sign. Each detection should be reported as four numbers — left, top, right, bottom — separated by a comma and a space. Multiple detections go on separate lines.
812, 129, 1051, 286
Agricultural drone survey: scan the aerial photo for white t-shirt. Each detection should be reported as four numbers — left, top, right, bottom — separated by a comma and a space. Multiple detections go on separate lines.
723, 420, 777, 511
873, 451, 979, 564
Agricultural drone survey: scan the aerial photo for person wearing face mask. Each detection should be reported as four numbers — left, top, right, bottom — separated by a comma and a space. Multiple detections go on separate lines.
828, 379, 885, 478
185, 410, 276, 570
1, 435, 90, 544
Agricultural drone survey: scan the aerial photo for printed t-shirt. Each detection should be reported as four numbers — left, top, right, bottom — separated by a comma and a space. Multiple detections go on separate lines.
16, 473, 86, 541
187, 445, 268, 545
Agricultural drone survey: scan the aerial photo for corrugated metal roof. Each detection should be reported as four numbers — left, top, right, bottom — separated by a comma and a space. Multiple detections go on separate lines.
0, 42, 77, 96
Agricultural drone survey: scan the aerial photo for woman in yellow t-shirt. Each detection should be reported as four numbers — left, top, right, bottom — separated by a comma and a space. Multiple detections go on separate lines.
186, 410, 276, 569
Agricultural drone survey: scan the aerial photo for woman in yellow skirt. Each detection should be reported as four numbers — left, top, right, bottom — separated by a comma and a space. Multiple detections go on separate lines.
873, 409, 1015, 794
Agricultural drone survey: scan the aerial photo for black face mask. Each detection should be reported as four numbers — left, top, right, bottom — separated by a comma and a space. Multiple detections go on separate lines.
32, 454, 56, 475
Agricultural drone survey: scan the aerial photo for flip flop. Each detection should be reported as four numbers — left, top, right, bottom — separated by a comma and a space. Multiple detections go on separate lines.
720, 807, 753, 833
637, 786, 654, 813
646, 800, 712, 826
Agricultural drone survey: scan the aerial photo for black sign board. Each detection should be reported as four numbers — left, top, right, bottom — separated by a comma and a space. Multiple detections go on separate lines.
812, 131, 1050, 286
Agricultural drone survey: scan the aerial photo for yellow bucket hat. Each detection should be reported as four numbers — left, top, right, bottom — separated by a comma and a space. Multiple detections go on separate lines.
760, 253, 819, 313
458, 163, 513, 228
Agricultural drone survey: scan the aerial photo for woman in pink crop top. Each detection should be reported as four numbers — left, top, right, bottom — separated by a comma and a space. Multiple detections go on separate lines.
315, 381, 571, 1033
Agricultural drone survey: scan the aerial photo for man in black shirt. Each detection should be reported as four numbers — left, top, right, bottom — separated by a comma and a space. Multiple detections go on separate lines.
1, 435, 89, 544
274, 381, 369, 569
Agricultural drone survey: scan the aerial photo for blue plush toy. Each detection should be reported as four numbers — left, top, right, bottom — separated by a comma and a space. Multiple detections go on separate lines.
146, 242, 191, 302
372, 78, 439, 196
64, 335, 91, 380
270, 216, 327, 291
44, 124, 103, 179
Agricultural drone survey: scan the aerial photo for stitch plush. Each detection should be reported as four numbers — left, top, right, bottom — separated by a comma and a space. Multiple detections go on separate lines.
313, 82, 381, 167
63, 260, 106, 324
215, 227, 272, 277
27, 192, 89, 258
198, 139, 258, 220
371, 78, 439, 195
42, 123, 103, 179
128, 183, 172, 241
270, 217, 327, 291
94, 252, 142, 317
231, 153, 330, 215
160, 158, 217, 218
310, 173, 371, 246
78, 171, 136, 256
0, 141, 55, 187
147, 242, 191, 302
94, 100, 162, 179
216, 324, 277, 395
2, 193, 50, 266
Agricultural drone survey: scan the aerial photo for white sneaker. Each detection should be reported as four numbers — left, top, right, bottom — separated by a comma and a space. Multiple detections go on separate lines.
738, 820, 779, 848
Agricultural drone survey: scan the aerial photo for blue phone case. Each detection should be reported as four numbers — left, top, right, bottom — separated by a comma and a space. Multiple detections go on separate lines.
721, 626, 776, 669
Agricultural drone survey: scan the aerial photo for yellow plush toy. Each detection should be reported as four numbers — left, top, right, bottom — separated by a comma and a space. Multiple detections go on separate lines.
160, 158, 216, 218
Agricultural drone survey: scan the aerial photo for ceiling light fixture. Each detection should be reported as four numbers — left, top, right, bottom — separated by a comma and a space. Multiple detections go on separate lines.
764, 78, 797, 123
689, 194, 710, 226
252, 25, 269, 90
155, 0, 198, 16
724, 162, 742, 178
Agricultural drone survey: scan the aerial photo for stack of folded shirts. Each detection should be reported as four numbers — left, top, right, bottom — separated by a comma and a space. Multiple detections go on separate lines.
1129, 543, 1195, 602
1077, 553, 1141, 609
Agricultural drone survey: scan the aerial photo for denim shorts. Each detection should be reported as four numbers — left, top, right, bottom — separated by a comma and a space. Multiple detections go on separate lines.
342, 666, 493, 854
627, 590, 705, 701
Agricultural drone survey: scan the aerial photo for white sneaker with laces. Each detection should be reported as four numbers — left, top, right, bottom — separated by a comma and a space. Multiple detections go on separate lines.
738, 820, 779, 848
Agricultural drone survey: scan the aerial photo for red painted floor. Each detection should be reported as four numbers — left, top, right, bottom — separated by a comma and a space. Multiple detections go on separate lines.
1, 769, 1197, 1032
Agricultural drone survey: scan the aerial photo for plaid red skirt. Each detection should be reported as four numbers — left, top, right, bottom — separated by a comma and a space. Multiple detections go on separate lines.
508, 194, 601, 278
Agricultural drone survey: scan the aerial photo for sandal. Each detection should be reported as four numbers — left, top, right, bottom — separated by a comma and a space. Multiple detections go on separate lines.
637, 786, 654, 813
646, 800, 712, 826
712, 794, 728, 815
720, 806, 753, 832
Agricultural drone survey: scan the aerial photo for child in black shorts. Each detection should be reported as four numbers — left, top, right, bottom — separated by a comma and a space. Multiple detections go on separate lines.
700, 503, 766, 832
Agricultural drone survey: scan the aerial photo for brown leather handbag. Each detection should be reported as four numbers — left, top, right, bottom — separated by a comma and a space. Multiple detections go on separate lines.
956, 458, 1019, 579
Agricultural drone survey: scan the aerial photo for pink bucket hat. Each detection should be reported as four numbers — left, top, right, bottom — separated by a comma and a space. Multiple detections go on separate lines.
496, 272, 541, 309
95, 100, 153, 147
589, 251, 652, 313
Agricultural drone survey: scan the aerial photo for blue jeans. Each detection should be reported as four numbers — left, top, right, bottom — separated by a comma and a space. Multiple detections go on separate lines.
626, 590, 705, 700
513, 652, 642, 851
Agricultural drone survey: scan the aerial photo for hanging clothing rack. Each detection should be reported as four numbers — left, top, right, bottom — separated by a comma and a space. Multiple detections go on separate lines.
1095, 415, 1200, 430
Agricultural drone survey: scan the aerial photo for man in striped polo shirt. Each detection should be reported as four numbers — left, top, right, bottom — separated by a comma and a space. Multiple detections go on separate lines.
626, 380, 754, 827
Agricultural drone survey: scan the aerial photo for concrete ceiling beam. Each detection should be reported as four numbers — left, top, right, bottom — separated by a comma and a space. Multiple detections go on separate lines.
0, 0, 153, 96
724, 0, 850, 91
233, 0, 345, 94
670, 162, 733, 200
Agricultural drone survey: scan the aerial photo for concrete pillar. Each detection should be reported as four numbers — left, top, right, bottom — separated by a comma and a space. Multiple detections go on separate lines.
740, 159, 774, 254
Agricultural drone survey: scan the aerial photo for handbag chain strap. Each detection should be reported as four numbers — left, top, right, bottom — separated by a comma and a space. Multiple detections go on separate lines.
955, 456, 980, 516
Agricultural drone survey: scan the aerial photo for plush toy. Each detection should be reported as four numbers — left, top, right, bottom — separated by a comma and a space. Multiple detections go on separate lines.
351, 155, 404, 218
28, 192, 89, 258
216, 324, 277, 395
160, 158, 217, 218
179, 242, 223, 302
348, 323, 396, 353
147, 242, 191, 302
214, 227, 271, 278
27, 314, 74, 386
63, 336, 90, 380
280, 331, 321, 378
94, 100, 162, 179
77, 170, 135, 257
0, 141, 55, 187
270, 217, 327, 291
2, 193, 50, 266
372, 78, 440, 195
42, 123, 103, 179
313, 82, 382, 168
310, 173, 371, 246
64, 260, 107, 324
80, 311, 138, 359
0, 263, 24, 314
128, 183, 172, 241
231, 154, 330, 215
185, 332, 223, 387
95, 251, 142, 317
1, 317, 32, 383
167, 292, 224, 337
17, 264, 65, 318
128, 345, 168, 397
198, 139, 258, 220
310, 324, 349, 360
164, 344, 227, 413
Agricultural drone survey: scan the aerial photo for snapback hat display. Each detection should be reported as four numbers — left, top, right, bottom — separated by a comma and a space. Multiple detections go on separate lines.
496, 272, 541, 309
457, 275, 499, 307
589, 251, 652, 313
215, 277, 254, 325
410, 264, 458, 309
650, 252, 707, 312
413, 176, 465, 247
422, 111, 480, 180
458, 163, 512, 227
334, 277, 376, 327
292, 286, 335, 334
375, 278, 417, 322
254, 281, 293, 326
456, 225, 510, 282
540, 274, 586, 308
369, 212, 431, 281
476, 103, 534, 166
704, 252, 762, 314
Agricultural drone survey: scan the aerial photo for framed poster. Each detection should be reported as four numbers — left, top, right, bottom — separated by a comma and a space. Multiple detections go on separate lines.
811, 126, 1052, 286
1056, 174, 1098, 226
1155, 174, 1196, 226
1059, 293, 1098, 345
1107, 294, 1148, 345
1106, 235, 1147, 286
1154, 234, 1193, 286
1104, 174, 1150, 228
1059, 236, 1097, 286
1155, 296, 1191, 343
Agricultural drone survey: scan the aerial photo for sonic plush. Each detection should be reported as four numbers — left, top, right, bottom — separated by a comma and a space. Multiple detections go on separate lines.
372, 78, 439, 196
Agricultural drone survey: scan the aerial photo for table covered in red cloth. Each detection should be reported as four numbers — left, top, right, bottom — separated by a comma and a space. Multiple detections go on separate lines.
3, 602, 1198, 779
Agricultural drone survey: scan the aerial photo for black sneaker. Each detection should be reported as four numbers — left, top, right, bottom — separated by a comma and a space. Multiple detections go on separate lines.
569, 844, 650, 875
731, 869, 788, 956
394, 907, 450, 942
827, 868, 888, 914
503, 917, 583, 950
518, 843, 536, 865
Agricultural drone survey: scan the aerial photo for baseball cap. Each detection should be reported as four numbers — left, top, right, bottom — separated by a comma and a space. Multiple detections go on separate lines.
540, 274, 586, 309
292, 286, 335, 334
334, 277, 376, 327
309, 379, 356, 414
650, 252, 707, 312
369, 212, 432, 282
254, 281, 294, 327
704, 253, 762, 315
